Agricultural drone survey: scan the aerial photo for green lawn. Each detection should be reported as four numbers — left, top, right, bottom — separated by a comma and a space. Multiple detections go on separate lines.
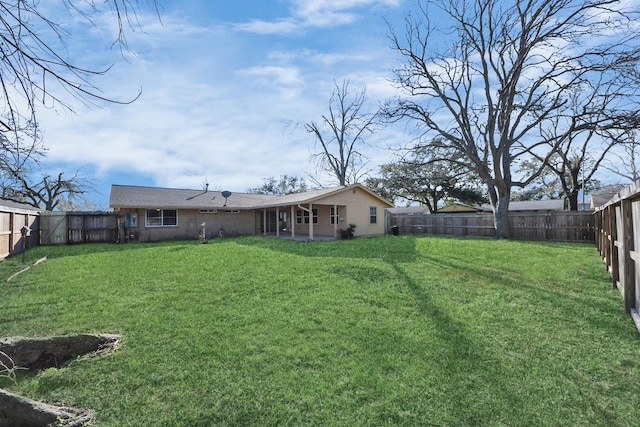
1, 236, 638, 426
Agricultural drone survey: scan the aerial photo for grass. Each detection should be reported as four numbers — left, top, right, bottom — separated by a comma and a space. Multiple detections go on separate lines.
0, 235, 638, 426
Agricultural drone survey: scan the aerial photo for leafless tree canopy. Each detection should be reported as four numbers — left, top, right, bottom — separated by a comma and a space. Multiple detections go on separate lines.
306, 80, 380, 187
1, 169, 92, 211
386, 0, 640, 237
0, 1, 157, 209
600, 130, 640, 183
0, 0, 158, 133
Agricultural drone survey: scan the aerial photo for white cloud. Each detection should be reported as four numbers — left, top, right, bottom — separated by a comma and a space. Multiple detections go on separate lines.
232, 19, 301, 35
293, 0, 400, 26
29, 1, 407, 208
238, 65, 304, 87
233, 0, 402, 34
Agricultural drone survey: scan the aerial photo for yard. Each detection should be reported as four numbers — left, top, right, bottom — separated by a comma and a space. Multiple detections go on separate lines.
1, 236, 638, 426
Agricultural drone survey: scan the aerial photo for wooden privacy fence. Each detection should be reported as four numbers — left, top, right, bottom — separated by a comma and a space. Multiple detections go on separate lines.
40, 212, 119, 245
388, 211, 595, 242
594, 180, 640, 332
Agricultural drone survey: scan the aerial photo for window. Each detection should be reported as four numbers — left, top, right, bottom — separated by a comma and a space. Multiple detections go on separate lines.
146, 209, 178, 227
330, 207, 340, 224
296, 209, 318, 224
369, 206, 377, 224
199, 209, 217, 214
224, 210, 240, 214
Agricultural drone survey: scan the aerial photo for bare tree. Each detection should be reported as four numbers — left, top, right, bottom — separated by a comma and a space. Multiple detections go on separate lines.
600, 130, 640, 183
365, 142, 486, 212
385, 0, 640, 238
306, 79, 380, 186
513, 156, 602, 208
247, 175, 308, 195
0, 1, 158, 207
0, 0, 158, 134
0, 0, 158, 199
524, 91, 628, 210
1, 168, 93, 211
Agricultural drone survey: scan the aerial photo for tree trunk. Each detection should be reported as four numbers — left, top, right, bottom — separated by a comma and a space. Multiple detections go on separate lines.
493, 192, 511, 239
568, 167, 581, 211
568, 191, 579, 211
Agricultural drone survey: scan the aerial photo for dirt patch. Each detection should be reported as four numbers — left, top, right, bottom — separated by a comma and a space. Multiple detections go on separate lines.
0, 389, 93, 427
0, 334, 120, 370
0, 334, 121, 427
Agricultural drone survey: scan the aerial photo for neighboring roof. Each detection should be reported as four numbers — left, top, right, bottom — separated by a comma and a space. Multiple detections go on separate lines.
386, 206, 432, 215
439, 203, 481, 213
590, 192, 617, 209
478, 199, 565, 212
109, 183, 394, 210
0, 199, 41, 213
435, 199, 565, 213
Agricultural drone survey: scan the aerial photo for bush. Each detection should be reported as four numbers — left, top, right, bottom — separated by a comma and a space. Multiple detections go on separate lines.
338, 224, 357, 239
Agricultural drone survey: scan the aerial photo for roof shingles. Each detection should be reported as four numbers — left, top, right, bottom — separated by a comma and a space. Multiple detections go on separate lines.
109, 184, 393, 210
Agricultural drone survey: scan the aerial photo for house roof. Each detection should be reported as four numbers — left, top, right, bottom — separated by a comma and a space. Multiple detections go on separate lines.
501, 199, 565, 211
0, 199, 41, 213
109, 184, 394, 210
438, 203, 480, 213
590, 192, 617, 209
387, 206, 432, 215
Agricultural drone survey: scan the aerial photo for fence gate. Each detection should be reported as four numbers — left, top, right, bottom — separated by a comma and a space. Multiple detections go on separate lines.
40, 212, 118, 245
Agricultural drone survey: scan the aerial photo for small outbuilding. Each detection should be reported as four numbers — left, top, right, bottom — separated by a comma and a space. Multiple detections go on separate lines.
0, 200, 40, 258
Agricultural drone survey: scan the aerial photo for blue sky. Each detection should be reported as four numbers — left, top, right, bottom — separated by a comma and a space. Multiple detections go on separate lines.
36, 0, 412, 209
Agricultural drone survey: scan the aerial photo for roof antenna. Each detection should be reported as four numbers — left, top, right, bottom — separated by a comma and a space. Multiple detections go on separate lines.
222, 190, 232, 207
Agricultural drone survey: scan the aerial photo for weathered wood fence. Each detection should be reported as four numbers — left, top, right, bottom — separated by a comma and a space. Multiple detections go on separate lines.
594, 180, 640, 332
40, 212, 119, 245
388, 211, 595, 242
0, 204, 40, 258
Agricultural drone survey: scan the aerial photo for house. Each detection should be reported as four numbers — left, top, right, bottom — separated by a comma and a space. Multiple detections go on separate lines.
109, 183, 394, 242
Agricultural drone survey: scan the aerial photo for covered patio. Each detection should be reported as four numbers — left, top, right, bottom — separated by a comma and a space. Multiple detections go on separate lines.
256, 202, 348, 241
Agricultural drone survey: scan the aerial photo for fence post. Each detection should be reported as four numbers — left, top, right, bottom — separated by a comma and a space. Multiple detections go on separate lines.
621, 198, 635, 313
610, 206, 620, 289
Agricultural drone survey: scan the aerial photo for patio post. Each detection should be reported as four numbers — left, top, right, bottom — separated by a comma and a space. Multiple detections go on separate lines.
263, 210, 267, 237
291, 205, 295, 239
309, 203, 314, 241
